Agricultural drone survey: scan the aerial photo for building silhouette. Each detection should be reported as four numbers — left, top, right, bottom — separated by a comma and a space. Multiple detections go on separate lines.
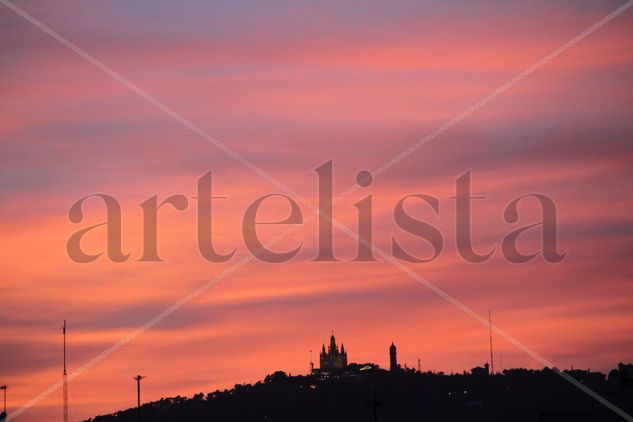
319, 334, 347, 372
390, 342, 399, 372
471, 362, 490, 376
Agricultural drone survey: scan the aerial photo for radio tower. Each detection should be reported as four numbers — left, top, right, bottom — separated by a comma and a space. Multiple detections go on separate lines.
488, 310, 494, 375
63, 320, 69, 422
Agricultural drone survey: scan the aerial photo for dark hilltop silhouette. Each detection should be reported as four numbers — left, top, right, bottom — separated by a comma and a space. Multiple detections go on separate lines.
85, 335, 633, 422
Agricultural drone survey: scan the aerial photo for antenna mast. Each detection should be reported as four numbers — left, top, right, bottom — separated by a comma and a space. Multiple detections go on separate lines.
488, 310, 494, 375
63, 320, 68, 422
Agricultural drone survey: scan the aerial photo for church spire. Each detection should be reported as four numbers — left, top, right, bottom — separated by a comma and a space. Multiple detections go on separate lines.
329, 332, 337, 352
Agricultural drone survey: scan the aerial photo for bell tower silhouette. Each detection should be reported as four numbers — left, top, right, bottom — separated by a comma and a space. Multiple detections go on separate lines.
389, 342, 398, 372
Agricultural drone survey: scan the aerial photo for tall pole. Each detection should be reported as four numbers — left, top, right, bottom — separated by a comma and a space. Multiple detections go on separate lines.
488, 310, 494, 375
63, 320, 68, 422
134, 375, 145, 422
1, 385, 7, 413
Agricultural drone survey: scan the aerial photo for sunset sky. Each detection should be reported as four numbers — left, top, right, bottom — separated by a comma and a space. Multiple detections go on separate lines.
1, 0, 633, 420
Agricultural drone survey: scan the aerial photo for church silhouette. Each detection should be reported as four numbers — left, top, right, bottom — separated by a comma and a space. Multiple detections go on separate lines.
319, 333, 348, 372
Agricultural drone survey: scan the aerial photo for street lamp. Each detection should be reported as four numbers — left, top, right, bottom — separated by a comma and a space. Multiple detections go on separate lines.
133, 375, 145, 422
